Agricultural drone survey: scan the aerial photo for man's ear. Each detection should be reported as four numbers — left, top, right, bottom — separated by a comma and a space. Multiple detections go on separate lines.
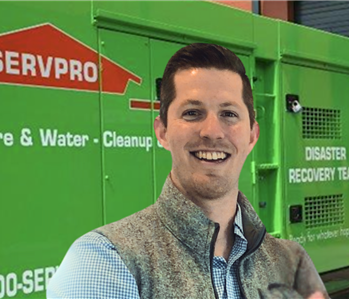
247, 120, 260, 154
154, 116, 170, 151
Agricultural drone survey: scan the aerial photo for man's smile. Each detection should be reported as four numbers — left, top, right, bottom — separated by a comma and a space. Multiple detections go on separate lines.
189, 150, 231, 164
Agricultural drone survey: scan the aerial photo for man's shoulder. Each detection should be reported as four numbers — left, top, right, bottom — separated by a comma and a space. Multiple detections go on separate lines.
93, 203, 160, 248
263, 233, 304, 250
260, 233, 307, 264
47, 232, 141, 299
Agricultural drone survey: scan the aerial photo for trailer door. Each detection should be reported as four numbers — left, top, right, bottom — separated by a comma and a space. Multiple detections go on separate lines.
282, 63, 349, 273
98, 29, 154, 223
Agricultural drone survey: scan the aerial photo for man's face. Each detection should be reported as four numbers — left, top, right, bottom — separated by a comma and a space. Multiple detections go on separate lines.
155, 68, 259, 201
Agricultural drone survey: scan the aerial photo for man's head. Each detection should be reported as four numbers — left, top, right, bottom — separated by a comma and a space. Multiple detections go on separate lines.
154, 43, 259, 202
159, 43, 255, 129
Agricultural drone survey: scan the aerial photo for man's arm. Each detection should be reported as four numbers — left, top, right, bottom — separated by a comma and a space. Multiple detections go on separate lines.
293, 245, 329, 299
47, 232, 140, 299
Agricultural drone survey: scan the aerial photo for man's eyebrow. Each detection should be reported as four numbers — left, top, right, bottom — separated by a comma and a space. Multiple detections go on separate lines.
179, 99, 242, 108
180, 99, 203, 107
219, 101, 241, 108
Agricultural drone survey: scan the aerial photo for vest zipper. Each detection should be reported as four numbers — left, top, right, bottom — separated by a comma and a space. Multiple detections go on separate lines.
210, 223, 220, 299
237, 228, 267, 299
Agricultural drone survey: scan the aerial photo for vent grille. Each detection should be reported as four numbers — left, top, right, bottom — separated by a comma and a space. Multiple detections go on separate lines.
302, 107, 341, 139
305, 194, 344, 228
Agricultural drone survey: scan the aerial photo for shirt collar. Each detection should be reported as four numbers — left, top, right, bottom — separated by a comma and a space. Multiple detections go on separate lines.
234, 203, 246, 241
155, 175, 265, 257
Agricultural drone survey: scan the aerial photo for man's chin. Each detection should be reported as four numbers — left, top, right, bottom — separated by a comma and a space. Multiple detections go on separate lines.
189, 175, 230, 200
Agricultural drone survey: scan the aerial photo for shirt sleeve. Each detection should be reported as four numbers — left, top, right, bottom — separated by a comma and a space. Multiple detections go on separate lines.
47, 231, 140, 299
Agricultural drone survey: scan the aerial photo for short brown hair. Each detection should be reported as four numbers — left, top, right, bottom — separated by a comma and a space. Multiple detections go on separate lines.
160, 43, 254, 129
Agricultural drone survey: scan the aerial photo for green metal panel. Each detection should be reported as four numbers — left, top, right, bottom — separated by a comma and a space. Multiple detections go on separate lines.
229, 56, 256, 204
253, 59, 282, 236
280, 21, 349, 74
253, 15, 279, 60
0, 48, 103, 299
282, 63, 349, 273
0, 3, 102, 298
93, 1, 255, 54
149, 39, 185, 199
98, 29, 154, 223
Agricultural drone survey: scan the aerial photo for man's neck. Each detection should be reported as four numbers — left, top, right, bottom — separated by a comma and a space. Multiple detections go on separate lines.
198, 195, 238, 261
169, 174, 238, 261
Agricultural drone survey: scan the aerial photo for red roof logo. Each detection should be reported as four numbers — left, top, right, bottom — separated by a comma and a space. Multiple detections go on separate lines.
0, 23, 141, 93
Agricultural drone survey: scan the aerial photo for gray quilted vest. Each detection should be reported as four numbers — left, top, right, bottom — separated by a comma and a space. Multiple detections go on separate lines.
95, 176, 267, 299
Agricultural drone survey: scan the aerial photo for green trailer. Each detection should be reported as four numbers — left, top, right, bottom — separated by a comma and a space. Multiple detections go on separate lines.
0, 1, 348, 298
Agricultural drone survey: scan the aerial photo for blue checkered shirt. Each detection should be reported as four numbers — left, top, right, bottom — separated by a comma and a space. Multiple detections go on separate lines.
47, 204, 247, 299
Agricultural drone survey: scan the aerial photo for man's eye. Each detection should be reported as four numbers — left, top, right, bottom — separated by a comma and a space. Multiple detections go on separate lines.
183, 110, 200, 118
222, 111, 237, 118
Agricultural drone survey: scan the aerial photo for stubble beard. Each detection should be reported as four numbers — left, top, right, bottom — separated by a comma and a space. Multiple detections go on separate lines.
173, 166, 235, 202
172, 138, 238, 201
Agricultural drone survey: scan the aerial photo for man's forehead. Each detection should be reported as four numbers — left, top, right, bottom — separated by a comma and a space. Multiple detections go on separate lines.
179, 99, 243, 109
175, 66, 240, 76
173, 68, 242, 89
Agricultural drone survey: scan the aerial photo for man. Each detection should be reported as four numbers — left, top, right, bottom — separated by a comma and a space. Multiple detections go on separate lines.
47, 44, 328, 299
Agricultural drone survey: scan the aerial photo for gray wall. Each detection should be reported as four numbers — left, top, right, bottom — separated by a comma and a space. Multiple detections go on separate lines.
294, 1, 349, 37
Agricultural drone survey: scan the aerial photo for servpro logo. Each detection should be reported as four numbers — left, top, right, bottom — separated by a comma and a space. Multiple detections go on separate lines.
0, 23, 141, 93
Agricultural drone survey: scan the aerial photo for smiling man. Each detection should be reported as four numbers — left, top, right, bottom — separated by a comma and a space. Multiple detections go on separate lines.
47, 44, 328, 299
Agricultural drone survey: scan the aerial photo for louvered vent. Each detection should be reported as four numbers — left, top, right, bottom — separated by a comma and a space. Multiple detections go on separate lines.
305, 194, 344, 228
302, 107, 341, 139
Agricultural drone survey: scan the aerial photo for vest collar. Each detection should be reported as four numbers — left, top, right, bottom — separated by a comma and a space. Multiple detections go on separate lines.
155, 176, 266, 257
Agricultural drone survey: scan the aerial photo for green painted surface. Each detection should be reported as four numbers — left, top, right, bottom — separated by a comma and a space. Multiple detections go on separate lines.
98, 29, 154, 224
149, 39, 185, 199
1, 1, 349, 298
282, 64, 349, 273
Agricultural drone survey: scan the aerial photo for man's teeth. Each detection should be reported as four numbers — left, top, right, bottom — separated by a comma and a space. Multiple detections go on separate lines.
194, 151, 227, 161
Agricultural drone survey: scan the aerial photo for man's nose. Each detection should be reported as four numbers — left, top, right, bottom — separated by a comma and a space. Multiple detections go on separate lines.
199, 113, 224, 140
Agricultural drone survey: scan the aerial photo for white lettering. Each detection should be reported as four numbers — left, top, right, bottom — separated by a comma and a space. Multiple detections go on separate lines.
340, 228, 349, 238
34, 268, 44, 292
37, 56, 53, 78
40, 129, 57, 146
22, 53, 36, 76
289, 167, 336, 183
289, 169, 296, 183
316, 230, 339, 240
54, 58, 68, 79
6, 273, 17, 297
290, 228, 349, 245
289, 234, 306, 245
338, 167, 349, 180
22, 270, 34, 294
103, 131, 113, 148
6, 51, 20, 75
0, 51, 99, 84
0, 275, 4, 298
0, 132, 14, 146
0, 266, 58, 297
132, 136, 139, 147
305, 146, 347, 161
0, 51, 3, 72
102, 131, 153, 151
70, 59, 83, 81
305, 147, 312, 161
146, 137, 152, 152
116, 136, 123, 147
83, 61, 98, 83
124, 136, 131, 147
341, 147, 347, 160
39, 129, 89, 147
